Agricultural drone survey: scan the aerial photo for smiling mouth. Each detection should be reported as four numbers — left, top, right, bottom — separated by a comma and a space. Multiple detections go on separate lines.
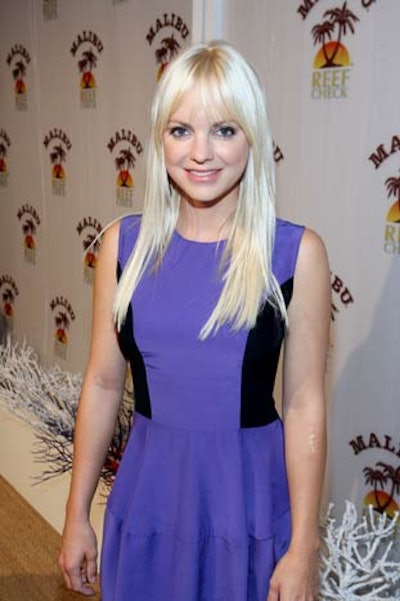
186, 169, 221, 179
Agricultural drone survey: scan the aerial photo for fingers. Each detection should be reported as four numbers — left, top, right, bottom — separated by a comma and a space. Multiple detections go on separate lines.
67, 564, 97, 596
86, 555, 98, 585
58, 553, 97, 596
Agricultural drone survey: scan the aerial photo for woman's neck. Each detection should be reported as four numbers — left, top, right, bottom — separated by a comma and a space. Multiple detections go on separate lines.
177, 200, 235, 242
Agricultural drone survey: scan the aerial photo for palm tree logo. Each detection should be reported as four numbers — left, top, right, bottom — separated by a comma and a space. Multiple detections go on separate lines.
50, 144, 67, 179
385, 174, 400, 223
312, 2, 359, 69
12, 60, 27, 94
54, 311, 70, 344
363, 461, 400, 517
2, 288, 15, 318
22, 219, 37, 250
83, 233, 100, 269
115, 148, 135, 188
0, 143, 7, 174
78, 49, 97, 89
155, 34, 181, 81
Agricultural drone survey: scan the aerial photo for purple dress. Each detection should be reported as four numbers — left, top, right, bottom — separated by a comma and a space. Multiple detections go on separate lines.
100, 216, 304, 601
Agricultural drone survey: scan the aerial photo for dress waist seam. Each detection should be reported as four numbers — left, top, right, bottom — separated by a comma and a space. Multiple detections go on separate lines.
133, 410, 281, 433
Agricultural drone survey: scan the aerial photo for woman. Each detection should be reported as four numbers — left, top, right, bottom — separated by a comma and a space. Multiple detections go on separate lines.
59, 40, 330, 601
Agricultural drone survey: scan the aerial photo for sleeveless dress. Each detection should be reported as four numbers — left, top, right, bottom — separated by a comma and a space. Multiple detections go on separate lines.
100, 215, 305, 601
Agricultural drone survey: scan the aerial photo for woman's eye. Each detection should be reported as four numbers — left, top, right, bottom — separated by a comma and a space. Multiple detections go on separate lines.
169, 126, 189, 138
215, 125, 237, 138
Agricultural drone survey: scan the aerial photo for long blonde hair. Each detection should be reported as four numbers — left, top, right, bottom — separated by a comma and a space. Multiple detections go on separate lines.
113, 40, 287, 338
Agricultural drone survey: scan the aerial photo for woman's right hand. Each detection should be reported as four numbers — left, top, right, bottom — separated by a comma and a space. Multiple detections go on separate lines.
58, 518, 98, 596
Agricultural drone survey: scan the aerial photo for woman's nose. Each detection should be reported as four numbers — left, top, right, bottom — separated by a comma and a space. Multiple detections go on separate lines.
190, 134, 213, 163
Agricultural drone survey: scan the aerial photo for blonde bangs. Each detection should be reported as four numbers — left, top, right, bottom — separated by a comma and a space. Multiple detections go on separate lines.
155, 45, 256, 144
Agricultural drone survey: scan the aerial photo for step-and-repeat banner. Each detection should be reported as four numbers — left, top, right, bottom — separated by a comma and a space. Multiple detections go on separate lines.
0, 0, 192, 531
1, 0, 399, 527
0, 0, 192, 375
222, 0, 400, 519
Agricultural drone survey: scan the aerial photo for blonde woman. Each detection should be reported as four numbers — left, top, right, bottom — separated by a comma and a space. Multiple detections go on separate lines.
59, 40, 330, 601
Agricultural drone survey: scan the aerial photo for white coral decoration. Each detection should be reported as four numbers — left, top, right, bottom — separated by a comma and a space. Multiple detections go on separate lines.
0, 337, 133, 485
319, 501, 400, 600
0, 337, 82, 434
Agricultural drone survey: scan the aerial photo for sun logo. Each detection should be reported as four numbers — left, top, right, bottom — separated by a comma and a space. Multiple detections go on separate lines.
83, 233, 98, 268
0, 276, 19, 332
76, 217, 103, 284
368, 135, 400, 255
77, 48, 98, 108
0, 139, 9, 187
17, 205, 41, 264
50, 296, 75, 360
114, 147, 135, 206
54, 311, 70, 345
50, 145, 66, 179
2, 288, 15, 320
43, 128, 71, 196
6, 45, 31, 111
349, 432, 400, 521
0, 143, 7, 173
311, 2, 359, 100
115, 148, 135, 189
385, 174, 400, 224
78, 49, 97, 91
50, 144, 67, 193
155, 34, 181, 81
363, 462, 400, 519
22, 219, 36, 250
108, 128, 143, 207
146, 14, 189, 81
70, 31, 104, 109
12, 60, 27, 95
383, 173, 400, 255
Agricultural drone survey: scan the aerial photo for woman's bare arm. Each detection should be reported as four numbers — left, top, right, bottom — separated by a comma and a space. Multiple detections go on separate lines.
59, 221, 127, 595
268, 228, 331, 601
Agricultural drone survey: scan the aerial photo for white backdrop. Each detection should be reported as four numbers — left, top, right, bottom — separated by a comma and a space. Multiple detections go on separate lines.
1, 0, 399, 535
0, 0, 193, 533
218, 0, 400, 520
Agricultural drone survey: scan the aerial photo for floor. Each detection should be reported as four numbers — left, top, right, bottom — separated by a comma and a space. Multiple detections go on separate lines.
0, 475, 101, 601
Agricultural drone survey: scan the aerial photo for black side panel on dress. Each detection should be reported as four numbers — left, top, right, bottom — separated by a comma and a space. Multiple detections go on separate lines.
117, 262, 152, 419
240, 278, 294, 428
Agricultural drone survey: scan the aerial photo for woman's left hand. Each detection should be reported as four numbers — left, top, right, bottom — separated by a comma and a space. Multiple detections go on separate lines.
266, 546, 319, 601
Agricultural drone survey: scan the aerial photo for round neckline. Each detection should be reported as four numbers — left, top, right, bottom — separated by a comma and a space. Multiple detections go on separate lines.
173, 229, 227, 246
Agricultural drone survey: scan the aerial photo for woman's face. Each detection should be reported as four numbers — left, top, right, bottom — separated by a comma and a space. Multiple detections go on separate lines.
163, 89, 249, 210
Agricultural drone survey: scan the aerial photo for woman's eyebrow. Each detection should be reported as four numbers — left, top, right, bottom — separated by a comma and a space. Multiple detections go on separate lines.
167, 119, 190, 125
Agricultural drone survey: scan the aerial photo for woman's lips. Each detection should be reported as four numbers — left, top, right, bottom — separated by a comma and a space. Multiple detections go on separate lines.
185, 169, 221, 182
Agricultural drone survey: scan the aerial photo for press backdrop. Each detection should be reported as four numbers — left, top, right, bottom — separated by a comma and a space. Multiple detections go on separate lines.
0, 0, 399, 535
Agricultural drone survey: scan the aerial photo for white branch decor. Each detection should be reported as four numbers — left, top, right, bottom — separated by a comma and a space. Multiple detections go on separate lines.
319, 501, 400, 600
0, 337, 133, 487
